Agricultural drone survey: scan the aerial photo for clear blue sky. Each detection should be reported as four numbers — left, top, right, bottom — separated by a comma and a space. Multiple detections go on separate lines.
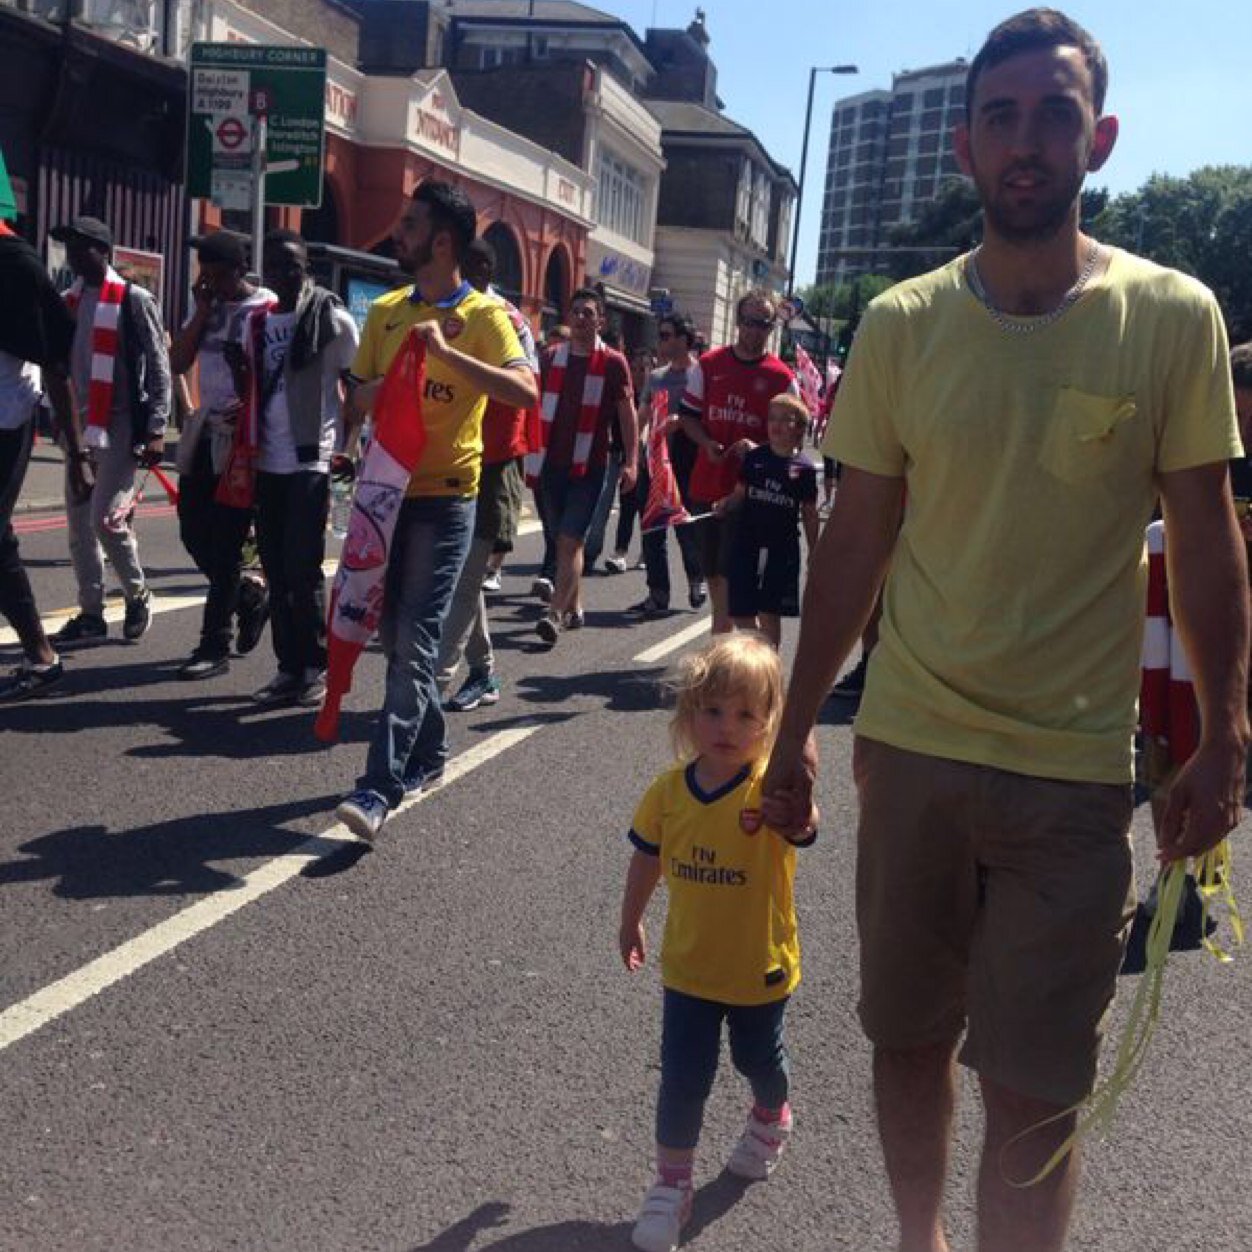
610, 0, 1252, 287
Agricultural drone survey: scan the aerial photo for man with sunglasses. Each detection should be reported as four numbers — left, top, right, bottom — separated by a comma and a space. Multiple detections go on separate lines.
678, 291, 798, 633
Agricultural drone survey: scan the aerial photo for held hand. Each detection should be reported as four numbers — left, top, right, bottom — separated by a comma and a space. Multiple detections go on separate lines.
137, 437, 165, 469
1158, 736, 1248, 863
620, 462, 638, 494
619, 921, 647, 971
761, 731, 820, 843
704, 440, 725, 464
68, 458, 93, 504
191, 273, 216, 313
725, 438, 755, 462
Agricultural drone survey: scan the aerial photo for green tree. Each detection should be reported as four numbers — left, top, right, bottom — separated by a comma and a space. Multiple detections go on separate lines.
1093, 165, 1252, 336
886, 177, 982, 279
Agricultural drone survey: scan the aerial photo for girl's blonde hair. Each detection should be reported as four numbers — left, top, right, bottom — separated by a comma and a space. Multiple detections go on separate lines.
668, 633, 784, 762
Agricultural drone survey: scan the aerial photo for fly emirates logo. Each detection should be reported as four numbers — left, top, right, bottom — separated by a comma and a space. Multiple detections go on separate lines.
706, 391, 761, 433
671, 843, 747, 887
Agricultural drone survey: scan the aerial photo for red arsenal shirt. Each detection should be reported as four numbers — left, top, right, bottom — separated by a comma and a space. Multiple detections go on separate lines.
681, 346, 797, 503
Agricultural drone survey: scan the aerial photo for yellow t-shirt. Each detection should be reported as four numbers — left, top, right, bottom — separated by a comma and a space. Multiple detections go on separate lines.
825, 248, 1241, 784
352, 282, 527, 498
630, 763, 804, 1006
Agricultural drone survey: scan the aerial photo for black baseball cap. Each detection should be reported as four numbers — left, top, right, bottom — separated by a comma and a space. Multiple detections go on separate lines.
50, 215, 113, 250
190, 229, 248, 268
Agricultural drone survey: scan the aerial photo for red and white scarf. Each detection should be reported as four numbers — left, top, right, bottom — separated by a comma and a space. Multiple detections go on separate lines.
1140, 519, 1198, 768
525, 337, 606, 485
215, 299, 277, 509
64, 266, 127, 450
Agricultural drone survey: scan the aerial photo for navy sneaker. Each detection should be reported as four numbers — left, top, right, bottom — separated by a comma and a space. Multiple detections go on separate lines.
445, 669, 501, 713
401, 765, 446, 799
336, 789, 390, 842
0, 658, 64, 703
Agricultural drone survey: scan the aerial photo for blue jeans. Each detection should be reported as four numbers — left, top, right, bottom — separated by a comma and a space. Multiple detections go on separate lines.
656, 988, 791, 1150
358, 495, 475, 808
582, 449, 622, 567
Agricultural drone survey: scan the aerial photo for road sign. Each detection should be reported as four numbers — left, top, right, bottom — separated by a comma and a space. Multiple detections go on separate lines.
187, 43, 327, 210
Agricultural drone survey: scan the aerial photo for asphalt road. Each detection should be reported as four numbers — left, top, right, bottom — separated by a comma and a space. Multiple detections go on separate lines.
0, 504, 1249, 1252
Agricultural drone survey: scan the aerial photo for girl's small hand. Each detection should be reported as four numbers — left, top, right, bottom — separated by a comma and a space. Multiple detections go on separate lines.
620, 922, 647, 971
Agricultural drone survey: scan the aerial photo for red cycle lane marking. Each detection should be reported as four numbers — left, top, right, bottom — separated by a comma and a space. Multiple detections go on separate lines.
13, 503, 178, 535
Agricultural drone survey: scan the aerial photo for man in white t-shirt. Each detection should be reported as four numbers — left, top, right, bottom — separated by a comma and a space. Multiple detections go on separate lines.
243, 229, 358, 707
171, 230, 274, 680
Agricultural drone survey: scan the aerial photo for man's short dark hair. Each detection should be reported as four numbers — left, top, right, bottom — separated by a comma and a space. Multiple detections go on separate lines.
1232, 343, 1252, 391
192, 230, 248, 269
967, 8, 1108, 118
264, 228, 307, 258
412, 181, 477, 263
736, 289, 777, 321
569, 286, 605, 316
659, 312, 696, 347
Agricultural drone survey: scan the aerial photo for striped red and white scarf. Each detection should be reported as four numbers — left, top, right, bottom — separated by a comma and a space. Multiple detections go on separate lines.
215, 299, 277, 510
64, 266, 127, 450
525, 337, 606, 485
1140, 519, 1198, 767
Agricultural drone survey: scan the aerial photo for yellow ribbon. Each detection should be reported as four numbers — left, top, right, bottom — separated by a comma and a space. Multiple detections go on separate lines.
1006, 841, 1241, 1187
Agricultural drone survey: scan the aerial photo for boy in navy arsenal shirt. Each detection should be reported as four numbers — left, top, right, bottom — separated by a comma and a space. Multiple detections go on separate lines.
715, 393, 819, 647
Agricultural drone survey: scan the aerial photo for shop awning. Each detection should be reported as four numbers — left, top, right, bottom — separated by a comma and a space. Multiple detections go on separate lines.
600, 283, 653, 317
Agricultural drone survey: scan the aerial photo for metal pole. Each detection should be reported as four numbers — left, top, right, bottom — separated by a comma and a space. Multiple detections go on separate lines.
250, 113, 266, 282
786, 65, 856, 297
787, 66, 819, 298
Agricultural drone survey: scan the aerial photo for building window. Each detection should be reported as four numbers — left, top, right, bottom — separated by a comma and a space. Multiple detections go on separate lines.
483, 222, 524, 307
595, 149, 649, 246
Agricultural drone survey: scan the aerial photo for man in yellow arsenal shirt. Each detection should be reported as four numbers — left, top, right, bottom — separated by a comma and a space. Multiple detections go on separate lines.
336, 182, 536, 841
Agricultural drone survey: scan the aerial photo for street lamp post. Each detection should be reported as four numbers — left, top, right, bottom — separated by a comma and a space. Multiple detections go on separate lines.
787, 63, 858, 297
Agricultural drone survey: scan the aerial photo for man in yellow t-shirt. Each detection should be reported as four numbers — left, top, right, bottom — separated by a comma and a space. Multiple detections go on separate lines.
763, 11, 1248, 1252
335, 182, 535, 842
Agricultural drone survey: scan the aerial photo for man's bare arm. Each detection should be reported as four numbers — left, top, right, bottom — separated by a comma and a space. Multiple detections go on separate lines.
762, 467, 905, 834
1157, 462, 1251, 860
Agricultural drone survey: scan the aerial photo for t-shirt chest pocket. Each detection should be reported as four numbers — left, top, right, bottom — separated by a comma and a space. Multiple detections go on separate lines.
1038, 387, 1140, 485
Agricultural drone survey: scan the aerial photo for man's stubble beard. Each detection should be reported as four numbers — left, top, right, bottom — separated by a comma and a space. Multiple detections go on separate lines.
973, 163, 1084, 246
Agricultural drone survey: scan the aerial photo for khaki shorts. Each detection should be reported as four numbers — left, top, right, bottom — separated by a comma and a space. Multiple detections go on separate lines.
854, 736, 1135, 1107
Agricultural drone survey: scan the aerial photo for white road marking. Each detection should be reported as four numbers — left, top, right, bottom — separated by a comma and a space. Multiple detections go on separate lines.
0, 725, 540, 1054
632, 616, 710, 665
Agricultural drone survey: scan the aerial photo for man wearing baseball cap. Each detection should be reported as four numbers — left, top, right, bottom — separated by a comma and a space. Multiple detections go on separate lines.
48, 215, 171, 647
170, 229, 274, 679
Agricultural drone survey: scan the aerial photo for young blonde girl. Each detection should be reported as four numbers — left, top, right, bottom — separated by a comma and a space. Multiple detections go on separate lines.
619, 633, 817, 1252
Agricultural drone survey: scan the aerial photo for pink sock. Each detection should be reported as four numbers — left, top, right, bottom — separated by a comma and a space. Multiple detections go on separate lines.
658, 1163, 693, 1189
753, 1101, 792, 1127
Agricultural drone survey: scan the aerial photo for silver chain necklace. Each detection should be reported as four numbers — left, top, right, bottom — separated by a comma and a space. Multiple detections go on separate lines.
965, 239, 1102, 335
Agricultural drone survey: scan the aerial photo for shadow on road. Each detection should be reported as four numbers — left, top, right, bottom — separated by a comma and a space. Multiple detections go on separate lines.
410, 1173, 752, 1251
0, 793, 343, 899
512, 667, 667, 715
0, 659, 377, 760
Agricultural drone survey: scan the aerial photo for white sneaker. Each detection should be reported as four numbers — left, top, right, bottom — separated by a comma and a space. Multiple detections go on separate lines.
725, 1105, 792, 1180
482, 569, 502, 592
631, 1181, 692, 1252
604, 551, 629, 574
